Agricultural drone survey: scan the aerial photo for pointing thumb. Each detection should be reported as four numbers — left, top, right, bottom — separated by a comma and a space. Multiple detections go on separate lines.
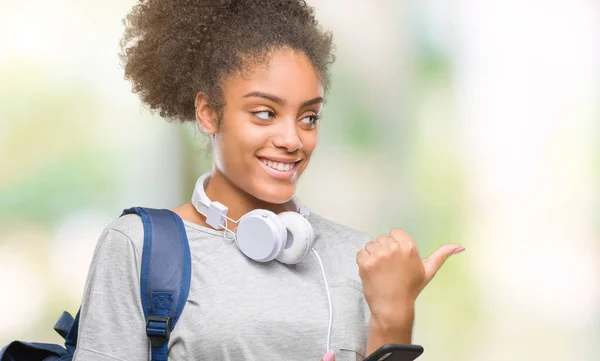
422, 244, 465, 283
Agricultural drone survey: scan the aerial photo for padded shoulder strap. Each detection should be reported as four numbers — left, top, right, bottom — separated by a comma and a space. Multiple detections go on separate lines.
121, 208, 191, 361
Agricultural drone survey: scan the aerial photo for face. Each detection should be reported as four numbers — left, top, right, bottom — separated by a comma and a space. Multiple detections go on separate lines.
197, 48, 324, 204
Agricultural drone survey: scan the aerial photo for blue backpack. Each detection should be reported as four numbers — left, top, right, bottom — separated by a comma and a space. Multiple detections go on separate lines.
0, 208, 191, 361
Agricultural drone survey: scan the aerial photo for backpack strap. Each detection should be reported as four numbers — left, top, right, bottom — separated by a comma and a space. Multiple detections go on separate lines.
53, 310, 79, 355
53, 312, 75, 340
121, 208, 192, 361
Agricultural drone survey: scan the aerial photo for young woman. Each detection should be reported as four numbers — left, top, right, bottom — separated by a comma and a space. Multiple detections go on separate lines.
72, 1, 464, 360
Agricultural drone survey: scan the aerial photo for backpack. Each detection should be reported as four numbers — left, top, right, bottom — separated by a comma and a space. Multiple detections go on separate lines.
0, 207, 191, 361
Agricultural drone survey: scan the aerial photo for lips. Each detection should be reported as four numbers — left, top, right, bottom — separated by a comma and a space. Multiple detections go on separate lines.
257, 156, 302, 180
258, 157, 299, 172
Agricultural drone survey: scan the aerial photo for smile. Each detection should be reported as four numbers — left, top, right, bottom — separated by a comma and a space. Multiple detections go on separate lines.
257, 157, 301, 180
259, 157, 298, 171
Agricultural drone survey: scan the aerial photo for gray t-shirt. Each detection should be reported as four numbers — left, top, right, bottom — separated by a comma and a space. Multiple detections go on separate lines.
72, 211, 372, 361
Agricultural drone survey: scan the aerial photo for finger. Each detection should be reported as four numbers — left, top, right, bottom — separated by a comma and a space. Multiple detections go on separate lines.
389, 228, 420, 257
320, 349, 335, 361
365, 240, 385, 257
356, 249, 368, 264
422, 243, 465, 284
389, 228, 416, 248
375, 235, 395, 248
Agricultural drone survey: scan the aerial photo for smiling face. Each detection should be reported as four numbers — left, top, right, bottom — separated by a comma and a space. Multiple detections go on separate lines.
196, 48, 324, 205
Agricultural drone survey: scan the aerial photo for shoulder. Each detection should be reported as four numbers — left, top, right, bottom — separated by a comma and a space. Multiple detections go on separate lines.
308, 212, 372, 251
94, 213, 145, 257
107, 213, 144, 236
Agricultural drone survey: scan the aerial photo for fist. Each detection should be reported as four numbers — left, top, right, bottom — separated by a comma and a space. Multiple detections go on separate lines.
356, 228, 464, 322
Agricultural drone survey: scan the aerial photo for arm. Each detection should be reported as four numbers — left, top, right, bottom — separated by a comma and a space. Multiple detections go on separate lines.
72, 227, 149, 361
366, 307, 414, 355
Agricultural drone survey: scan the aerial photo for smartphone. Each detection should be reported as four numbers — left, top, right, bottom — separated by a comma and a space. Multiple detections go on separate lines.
362, 344, 424, 361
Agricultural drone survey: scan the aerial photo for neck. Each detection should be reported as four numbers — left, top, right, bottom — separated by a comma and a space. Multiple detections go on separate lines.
203, 170, 288, 225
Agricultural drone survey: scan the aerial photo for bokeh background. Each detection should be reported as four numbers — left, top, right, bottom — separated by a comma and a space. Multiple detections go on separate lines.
1, 0, 598, 360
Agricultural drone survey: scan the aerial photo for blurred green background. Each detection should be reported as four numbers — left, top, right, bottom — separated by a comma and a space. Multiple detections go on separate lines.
1, 1, 598, 360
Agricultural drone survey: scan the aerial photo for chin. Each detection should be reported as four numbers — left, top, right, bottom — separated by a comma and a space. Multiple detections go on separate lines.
252, 181, 297, 205
250, 157, 307, 204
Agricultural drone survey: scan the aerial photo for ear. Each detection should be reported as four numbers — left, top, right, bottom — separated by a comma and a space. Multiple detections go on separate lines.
195, 92, 219, 135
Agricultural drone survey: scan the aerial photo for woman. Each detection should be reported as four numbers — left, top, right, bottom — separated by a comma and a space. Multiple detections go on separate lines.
72, 0, 464, 360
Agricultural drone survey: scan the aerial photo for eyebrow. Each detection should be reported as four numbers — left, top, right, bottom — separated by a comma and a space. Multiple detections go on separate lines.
242, 91, 323, 108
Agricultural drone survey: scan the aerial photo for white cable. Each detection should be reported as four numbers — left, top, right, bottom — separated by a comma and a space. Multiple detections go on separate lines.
311, 247, 332, 353
222, 213, 239, 226
222, 218, 236, 242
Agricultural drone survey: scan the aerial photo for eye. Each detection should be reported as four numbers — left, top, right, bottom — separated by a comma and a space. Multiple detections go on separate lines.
252, 110, 275, 120
300, 114, 320, 128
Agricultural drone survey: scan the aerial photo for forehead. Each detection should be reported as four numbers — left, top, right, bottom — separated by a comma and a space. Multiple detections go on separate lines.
224, 48, 324, 102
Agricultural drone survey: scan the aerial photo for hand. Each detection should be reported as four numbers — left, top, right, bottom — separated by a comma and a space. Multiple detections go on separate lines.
319, 349, 335, 361
356, 228, 464, 327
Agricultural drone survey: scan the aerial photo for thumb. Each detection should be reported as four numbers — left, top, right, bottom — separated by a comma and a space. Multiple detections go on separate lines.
422, 244, 465, 284
320, 349, 335, 361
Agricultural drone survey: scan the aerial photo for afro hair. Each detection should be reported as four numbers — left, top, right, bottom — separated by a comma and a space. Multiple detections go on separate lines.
120, 0, 335, 123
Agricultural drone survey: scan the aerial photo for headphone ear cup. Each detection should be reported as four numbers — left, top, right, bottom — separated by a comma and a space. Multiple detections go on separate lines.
275, 211, 315, 264
236, 209, 287, 262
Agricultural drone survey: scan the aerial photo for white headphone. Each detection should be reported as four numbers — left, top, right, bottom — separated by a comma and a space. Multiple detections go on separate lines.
191, 172, 316, 264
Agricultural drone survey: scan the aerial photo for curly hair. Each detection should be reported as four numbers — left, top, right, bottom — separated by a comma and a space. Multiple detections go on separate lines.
120, 0, 335, 123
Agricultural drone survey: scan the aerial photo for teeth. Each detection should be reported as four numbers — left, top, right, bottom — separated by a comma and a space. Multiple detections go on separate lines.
261, 158, 295, 172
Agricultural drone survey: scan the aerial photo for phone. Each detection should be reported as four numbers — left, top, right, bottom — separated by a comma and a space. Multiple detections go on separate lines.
362, 344, 424, 361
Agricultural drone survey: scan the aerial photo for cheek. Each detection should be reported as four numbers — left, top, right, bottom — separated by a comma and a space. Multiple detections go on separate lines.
301, 131, 319, 156
217, 117, 266, 161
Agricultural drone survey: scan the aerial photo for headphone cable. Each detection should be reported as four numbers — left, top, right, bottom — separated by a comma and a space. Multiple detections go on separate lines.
311, 247, 332, 353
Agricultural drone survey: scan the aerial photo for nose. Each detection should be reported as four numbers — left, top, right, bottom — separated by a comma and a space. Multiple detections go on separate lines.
272, 118, 302, 152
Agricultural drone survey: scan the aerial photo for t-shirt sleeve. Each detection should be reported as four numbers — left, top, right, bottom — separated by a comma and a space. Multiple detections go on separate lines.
72, 227, 149, 360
